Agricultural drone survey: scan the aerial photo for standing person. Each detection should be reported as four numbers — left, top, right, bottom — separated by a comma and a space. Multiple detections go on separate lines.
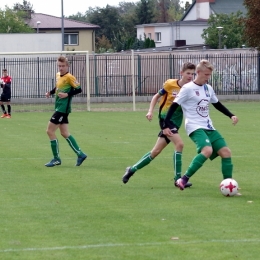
122, 62, 196, 187
0, 69, 12, 119
163, 60, 239, 190
45, 56, 87, 167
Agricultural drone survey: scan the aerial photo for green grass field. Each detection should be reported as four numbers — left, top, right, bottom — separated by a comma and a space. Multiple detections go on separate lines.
0, 101, 259, 260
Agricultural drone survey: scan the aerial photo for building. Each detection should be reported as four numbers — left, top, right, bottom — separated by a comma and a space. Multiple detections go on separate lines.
26, 13, 100, 52
136, 0, 246, 48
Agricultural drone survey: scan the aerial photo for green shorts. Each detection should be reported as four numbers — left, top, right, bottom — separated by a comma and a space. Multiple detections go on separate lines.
189, 129, 227, 160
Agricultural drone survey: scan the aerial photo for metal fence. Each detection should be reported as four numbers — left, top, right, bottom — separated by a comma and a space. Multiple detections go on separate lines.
0, 51, 259, 99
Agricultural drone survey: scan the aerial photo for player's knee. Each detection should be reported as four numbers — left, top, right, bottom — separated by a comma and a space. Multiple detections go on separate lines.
175, 142, 184, 151
201, 146, 213, 158
218, 147, 231, 158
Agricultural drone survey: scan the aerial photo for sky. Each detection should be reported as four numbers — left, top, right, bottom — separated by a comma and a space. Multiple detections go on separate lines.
0, 0, 192, 17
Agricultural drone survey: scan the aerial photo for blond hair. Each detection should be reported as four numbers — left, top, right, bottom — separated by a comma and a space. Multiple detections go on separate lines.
196, 60, 214, 72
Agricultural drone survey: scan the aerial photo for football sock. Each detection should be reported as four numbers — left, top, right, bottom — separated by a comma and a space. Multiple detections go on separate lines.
174, 151, 182, 181
7, 105, 11, 115
1, 105, 6, 114
50, 139, 60, 159
66, 135, 84, 156
141, 151, 151, 159
185, 153, 208, 178
221, 157, 233, 179
131, 152, 153, 173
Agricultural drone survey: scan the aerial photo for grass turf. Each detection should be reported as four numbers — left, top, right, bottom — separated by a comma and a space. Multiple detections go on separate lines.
0, 101, 259, 259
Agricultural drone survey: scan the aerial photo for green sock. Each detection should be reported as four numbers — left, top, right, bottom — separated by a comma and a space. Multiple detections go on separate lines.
185, 153, 208, 178
131, 152, 153, 173
174, 151, 182, 181
50, 139, 60, 159
66, 135, 84, 156
141, 151, 151, 159
222, 157, 233, 179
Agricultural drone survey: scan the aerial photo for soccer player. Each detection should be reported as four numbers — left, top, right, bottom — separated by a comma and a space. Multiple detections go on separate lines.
122, 62, 196, 187
45, 56, 87, 167
163, 60, 239, 190
0, 68, 12, 119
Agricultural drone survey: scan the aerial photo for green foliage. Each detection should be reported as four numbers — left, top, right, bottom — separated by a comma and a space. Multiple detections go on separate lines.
243, 0, 260, 49
201, 12, 245, 49
0, 7, 34, 33
135, 0, 156, 24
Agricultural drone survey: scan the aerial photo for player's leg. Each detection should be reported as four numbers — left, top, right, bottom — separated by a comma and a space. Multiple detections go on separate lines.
59, 119, 87, 166
122, 137, 168, 184
177, 129, 212, 190
45, 120, 61, 167
6, 100, 11, 118
167, 133, 183, 182
0, 98, 7, 118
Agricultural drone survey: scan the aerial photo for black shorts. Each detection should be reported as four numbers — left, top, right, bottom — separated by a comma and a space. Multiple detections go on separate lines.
0, 94, 11, 102
50, 111, 69, 125
158, 119, 179, 144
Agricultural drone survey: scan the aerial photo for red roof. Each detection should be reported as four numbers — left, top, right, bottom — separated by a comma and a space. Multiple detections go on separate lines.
27, 13, 100, 30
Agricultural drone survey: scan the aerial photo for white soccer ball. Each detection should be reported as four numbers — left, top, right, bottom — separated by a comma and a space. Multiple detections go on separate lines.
220, 178, 238, 197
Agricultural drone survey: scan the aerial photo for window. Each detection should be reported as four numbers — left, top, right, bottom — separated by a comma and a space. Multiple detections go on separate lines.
155, 32, 161, 42
148, 33, 151, 39
64, 33, 78, 45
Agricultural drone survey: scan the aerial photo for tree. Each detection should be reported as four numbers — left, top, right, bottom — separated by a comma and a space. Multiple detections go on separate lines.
136, 0, 156, 24
243, 0, 260, 49
12, 0, 34, 19
0, 7, 34, 33
201, 12, 245, 49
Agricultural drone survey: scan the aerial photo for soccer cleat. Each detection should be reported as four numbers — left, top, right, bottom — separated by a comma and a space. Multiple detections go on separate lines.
122, 167, 135, 184
45, 158, 61, 167
76, 153, 87, 166
1, 113, 7, 118
5, 114, 11, 119
175, 181, 192, 189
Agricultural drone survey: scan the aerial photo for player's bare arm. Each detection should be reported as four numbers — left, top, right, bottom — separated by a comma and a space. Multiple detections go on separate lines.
146, 93, 161, 121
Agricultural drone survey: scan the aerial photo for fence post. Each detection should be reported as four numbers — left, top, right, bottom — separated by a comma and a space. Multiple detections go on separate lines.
137, 54, 141, 94
94, 54, 98, 96
258, 52, 260, 94
239, 53, 242, 95
169, 54, 173, 78
37, 57, 40, 98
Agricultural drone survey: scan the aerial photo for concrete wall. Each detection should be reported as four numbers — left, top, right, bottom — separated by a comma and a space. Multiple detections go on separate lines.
0, 33, 62, 52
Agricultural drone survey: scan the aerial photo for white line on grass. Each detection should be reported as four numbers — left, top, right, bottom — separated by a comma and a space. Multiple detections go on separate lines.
1, 239, 260, 253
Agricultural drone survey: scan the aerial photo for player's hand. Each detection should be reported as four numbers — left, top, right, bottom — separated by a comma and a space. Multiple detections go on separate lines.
163, 128, 174, 137
231, 116, 238, 125
146, 111, 153, 121
58, 92, 68, 98
45, 92, 50, 98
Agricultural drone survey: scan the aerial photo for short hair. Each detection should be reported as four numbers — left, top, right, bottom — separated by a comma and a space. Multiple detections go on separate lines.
2, 68, 7, 72
57, 56, 69, 65
181, 62, 196, 72
196, 59, 214, 72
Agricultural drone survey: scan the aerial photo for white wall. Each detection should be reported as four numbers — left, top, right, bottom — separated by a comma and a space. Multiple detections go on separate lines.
154, 26, 171, 47
0, 33, 62, 52
179, 25, 208, 45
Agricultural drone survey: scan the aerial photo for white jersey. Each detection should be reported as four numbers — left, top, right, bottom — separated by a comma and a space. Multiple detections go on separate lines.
174, 81, 218, 135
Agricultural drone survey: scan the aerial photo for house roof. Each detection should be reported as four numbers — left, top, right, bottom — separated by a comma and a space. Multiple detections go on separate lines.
27, 13, 100, 30
210, 0, 246, 15
135, 20, 207, 28
181, 0, 246, 21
